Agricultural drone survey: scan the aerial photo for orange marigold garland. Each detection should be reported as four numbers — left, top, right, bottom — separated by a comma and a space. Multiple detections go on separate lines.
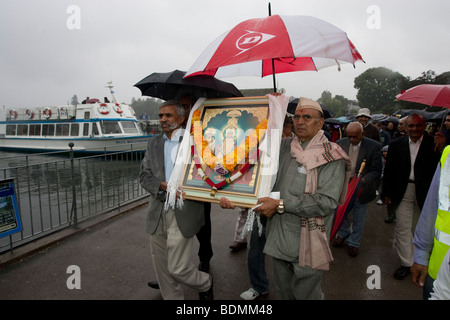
190, 109, 267, 192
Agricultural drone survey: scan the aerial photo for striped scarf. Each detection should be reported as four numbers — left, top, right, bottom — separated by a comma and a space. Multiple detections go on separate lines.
290, 130, 351, 270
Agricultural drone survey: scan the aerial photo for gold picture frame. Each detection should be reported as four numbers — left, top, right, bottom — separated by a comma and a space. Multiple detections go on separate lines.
181, 96, 270, 208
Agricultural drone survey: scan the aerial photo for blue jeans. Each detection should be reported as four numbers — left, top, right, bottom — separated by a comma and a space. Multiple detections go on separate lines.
247, 216, 269, 294
337, 200, 368, 248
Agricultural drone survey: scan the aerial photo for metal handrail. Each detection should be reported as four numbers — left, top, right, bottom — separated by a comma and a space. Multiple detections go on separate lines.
0, 147, 148, 253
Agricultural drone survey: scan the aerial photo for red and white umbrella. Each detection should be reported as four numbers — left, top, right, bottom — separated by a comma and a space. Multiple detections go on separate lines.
185, 15, 364, 90
396, 84, 450, 108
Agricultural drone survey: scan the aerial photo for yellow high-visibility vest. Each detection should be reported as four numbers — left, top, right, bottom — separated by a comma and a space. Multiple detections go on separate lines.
429, 146, 450, 279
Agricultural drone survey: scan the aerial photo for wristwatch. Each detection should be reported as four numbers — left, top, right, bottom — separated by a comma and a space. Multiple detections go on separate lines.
277, 199, 284, 214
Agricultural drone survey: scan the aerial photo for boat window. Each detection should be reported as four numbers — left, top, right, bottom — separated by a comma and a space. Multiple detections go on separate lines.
17, 125, 28, 136
29, 124, 41, 136
93, 123, 99, 136
121, 121, 140, 134
83, 123, 89, 136
70, 124, 79, 136
84, 112, 90, 120
55, 124, 70, 136
42, 124, 55, 136
6, 124, 16, 136
101, 121, 122, 134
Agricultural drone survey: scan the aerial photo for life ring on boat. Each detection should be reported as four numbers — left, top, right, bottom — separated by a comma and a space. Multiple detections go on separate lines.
114, 103, 123, 114
98, 104, 110, 114
26, 109, 34, 119
9, 110, 17, 119
43, 107, 52, 119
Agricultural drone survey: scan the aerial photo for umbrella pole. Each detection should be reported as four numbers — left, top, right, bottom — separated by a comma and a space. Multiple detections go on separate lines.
271, 62, 277, 92
268, 2, 277, 92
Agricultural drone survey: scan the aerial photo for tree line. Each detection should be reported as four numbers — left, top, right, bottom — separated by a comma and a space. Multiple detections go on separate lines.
69, 67, 450, 120
130, 97, 163, 120
319, 68, 450, 118
354, 68, 450, 116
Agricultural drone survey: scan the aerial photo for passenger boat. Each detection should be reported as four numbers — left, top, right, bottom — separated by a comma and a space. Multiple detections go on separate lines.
0, 84, 153, 154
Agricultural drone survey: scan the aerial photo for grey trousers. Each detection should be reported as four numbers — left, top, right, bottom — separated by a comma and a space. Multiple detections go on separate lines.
272, 257, 324, 300
149, 208, 211, 300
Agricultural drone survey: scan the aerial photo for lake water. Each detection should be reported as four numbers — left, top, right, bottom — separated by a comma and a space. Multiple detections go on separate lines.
0, 149, 147, 252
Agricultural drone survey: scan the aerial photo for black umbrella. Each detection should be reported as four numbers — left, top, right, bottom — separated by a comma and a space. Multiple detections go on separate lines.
287, 98, 333, 118
427, 109, 448, 122
385, 116, 400, 124
134, 69, 243, 101
392, 109, 428, 119
371, 114, 400, 126
325, 118, 343, 125
371, 113, 388, 122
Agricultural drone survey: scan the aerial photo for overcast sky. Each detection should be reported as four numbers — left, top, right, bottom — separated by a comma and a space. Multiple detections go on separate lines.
1, 0, 449, 108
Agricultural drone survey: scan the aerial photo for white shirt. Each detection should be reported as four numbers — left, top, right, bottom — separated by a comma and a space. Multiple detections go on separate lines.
408, 136, 423, 181
163, 128, 185, 181
349, 142, 361, 178
352, 141, 361, 152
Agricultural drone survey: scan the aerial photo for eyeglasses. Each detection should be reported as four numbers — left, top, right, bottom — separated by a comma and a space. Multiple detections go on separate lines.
445, 119, 450, 122
293, 114, 321, 122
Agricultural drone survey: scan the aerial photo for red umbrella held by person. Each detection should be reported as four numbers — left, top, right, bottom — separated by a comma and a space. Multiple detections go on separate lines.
184, 14, 364, 92
330, 160, 366, 241
396, 84, 450, 109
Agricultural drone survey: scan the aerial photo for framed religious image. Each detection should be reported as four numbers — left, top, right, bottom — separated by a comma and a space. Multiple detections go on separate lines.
181, 96, 270, 208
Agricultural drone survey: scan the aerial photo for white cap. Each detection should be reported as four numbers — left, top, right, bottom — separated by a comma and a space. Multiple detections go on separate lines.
356, 108, 371, 118
296, 97, 323, 115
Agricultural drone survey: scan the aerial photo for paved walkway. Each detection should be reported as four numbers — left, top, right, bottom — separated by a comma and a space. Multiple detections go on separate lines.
0, 199, 422, 300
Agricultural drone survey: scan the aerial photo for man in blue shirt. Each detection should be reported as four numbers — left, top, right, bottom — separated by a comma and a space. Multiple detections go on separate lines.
411, 165, 439, 299
139, 100, 213, 300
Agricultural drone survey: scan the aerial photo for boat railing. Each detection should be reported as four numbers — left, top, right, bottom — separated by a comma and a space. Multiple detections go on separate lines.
0, 146, 150, 254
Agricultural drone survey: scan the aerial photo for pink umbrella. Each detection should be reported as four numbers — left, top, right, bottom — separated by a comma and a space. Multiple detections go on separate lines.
396, 84, 450, 108
185, 14, 364, 91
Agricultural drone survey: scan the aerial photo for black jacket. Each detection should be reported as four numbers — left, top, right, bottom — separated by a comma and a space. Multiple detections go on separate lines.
337, 137, 382, 204
381, 134, 440, 209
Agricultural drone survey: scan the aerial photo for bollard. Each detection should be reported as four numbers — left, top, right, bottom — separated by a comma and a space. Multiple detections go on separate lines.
68, 142, 78, 226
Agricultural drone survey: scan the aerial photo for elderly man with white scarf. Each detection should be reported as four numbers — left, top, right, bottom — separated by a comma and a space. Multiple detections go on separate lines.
255, 98, 350, 300
139, 100, 213, 300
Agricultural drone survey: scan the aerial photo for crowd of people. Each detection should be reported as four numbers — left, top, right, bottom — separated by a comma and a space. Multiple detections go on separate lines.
139, 94, 450, 300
